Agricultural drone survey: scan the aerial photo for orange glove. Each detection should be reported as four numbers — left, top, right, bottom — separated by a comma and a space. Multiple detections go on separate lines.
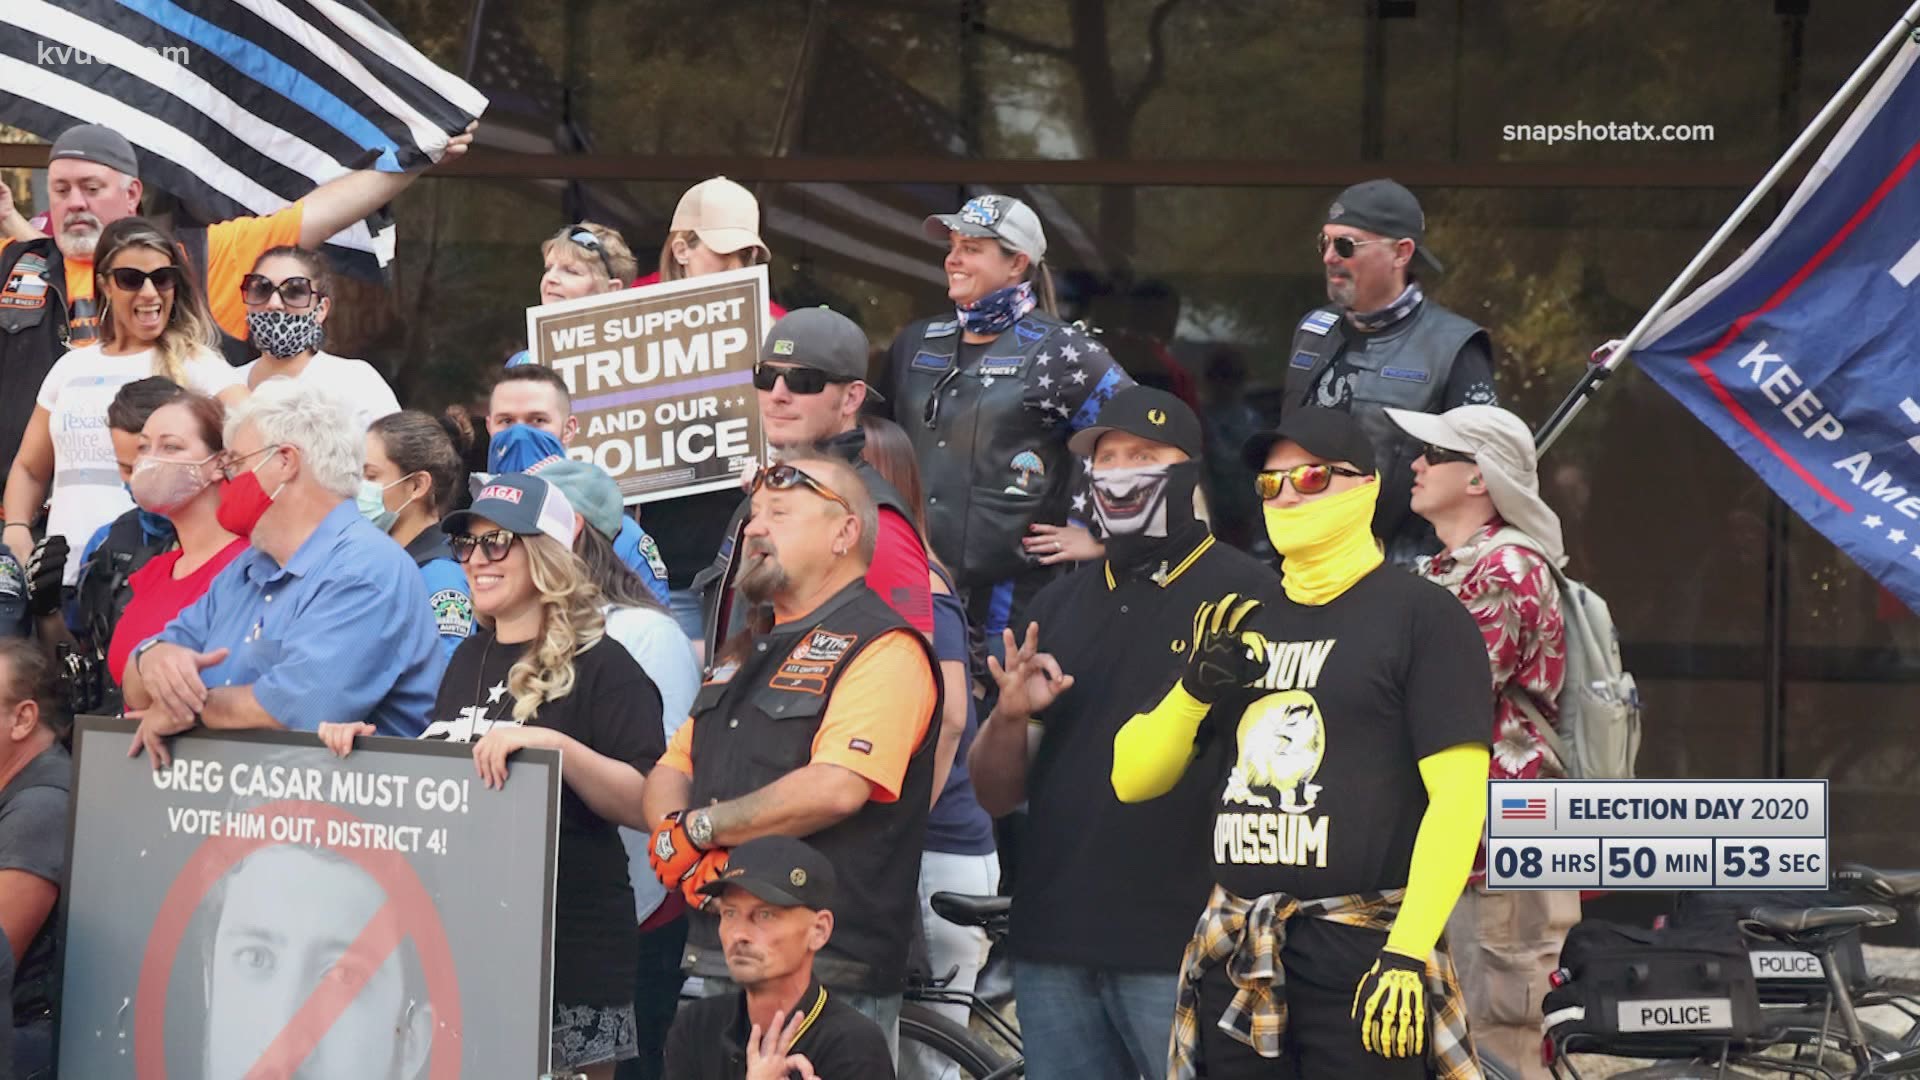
681, 848, 731, 911
648, 811, 708, 889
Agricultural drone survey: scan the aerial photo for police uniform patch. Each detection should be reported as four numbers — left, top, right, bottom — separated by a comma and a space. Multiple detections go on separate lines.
638, 533, 669, 581
430, 589, 473, 638
1299, 310, 1340, 336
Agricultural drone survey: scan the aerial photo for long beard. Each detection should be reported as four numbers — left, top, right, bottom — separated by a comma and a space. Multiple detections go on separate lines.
737, 542, 789, 605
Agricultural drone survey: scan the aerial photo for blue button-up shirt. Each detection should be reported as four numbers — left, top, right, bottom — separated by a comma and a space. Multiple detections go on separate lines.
155, 502, 442, 736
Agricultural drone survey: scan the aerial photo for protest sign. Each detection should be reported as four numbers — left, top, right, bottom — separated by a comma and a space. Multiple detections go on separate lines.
59, 717, 560, 1080
526, 265, 771, 503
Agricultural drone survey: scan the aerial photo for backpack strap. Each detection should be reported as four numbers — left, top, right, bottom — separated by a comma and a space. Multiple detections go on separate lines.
1502, 682, 1571, 777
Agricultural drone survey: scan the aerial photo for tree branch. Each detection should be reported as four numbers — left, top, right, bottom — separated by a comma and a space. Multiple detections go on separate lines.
1124, 0, 1188, 123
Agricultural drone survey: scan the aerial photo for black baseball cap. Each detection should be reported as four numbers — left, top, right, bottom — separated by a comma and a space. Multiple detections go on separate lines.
1068, 385, 1202, 458
1243, 407, 1378, 473
50, 124, 139, 178
1326, 179, 1443, 273
761, 307, 881, 401
699, 836, 837, 910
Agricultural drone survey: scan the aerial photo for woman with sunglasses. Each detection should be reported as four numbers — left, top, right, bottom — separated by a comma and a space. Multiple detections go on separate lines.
881, 193, 1134, 644
319, 473, 666, 1079
506, 223, 639, 368
238, 246, 400, 431
3, 216, 245, 583
106, 389, 247, 687
362, 411, 475, 664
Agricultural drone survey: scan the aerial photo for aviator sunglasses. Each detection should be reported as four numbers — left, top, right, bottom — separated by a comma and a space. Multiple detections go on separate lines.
751, 463, 854, 514
752, 363, 853, 396
450, 530, 519, 564
1255, 463, 1371, 500
1316, 233, 1399, 259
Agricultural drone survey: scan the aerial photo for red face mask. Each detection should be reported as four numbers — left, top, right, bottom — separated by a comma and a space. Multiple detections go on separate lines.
216, 448, 285, 537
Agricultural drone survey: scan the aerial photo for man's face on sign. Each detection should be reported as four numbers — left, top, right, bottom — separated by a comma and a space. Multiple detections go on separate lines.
205, 846, 431, 1080
488, 379, 578, 446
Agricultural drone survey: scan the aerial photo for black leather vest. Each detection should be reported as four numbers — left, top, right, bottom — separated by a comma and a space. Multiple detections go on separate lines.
76, 510, 173, 654
1282, 300, 1488, 560
893, 312, 1095, 593
682, 581, 938, 994
0, 239, 73, 480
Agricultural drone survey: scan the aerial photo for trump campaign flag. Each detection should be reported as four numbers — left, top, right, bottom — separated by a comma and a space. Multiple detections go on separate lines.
0, 0, 487, 273
1627, 18, 1920, 615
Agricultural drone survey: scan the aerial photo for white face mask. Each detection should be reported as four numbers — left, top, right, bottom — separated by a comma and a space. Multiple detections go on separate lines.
1090, 465, 1176, 538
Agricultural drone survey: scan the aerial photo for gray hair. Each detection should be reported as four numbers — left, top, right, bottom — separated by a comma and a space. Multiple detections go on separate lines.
226, 377, 363, 499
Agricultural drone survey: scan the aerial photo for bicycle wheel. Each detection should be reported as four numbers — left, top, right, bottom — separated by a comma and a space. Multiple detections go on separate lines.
899, 1001, 1018, 1079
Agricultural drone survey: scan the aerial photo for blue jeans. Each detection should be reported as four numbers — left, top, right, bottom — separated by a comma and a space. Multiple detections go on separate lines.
1012, 960, 1176, 1080
667, 586, 705, 643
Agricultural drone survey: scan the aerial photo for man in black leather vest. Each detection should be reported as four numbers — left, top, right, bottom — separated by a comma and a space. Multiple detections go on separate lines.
695, 308, 932, 660
645, 454, 941, 1062
1282, 179, 1499, 566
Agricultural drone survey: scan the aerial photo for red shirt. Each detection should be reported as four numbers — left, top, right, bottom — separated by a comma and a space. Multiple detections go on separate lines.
109, 539, 250, 684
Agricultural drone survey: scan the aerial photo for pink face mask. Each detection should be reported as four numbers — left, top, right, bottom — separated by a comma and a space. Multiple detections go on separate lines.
128, 452, 216, 515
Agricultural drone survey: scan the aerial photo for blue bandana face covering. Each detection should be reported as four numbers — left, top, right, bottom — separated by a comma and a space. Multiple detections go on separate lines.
489, 424, 567, 474
956, 280, 1037, 337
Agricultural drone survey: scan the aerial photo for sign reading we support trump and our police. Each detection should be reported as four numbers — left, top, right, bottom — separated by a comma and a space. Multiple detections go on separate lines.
1630, 35, 1920, 613
60, 717, 561, 1079
1485, 779, 1828, 891
526, 266, 771, 503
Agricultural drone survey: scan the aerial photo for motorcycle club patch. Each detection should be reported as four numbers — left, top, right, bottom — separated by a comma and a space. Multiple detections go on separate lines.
1, 254, 51, 310
769, 629, 858, 694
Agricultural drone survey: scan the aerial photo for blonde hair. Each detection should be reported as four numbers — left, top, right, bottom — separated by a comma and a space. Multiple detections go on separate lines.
93, 216, 219, 383
542, 222, 637, 286
657, 229, 769, 282
505, 534, 607, 723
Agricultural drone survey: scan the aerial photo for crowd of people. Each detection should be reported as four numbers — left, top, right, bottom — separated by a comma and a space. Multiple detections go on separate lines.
0, 119, 1584, 1080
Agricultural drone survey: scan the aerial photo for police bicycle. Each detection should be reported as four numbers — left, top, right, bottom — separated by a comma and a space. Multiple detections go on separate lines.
1545, 865, 1920, 1079
905, 892, 1528, 1080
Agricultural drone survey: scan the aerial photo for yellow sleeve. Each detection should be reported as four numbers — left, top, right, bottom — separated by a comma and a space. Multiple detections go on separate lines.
206, 205, 306, 339
1111, 681, 1211, 803
1385, 743, 1490, 960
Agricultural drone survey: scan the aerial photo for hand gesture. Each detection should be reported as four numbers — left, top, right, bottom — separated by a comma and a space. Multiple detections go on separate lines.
744, 1009, 818, 1080
471, 722, 556, 789
126, 703, 197, 769
1181, 594, 1266, 703
1351, 950, 1430, 1058
439, 121, 476, 164
1023, 522, 1104, 566
986, 623, 1073, 720
318, 721, 375, 758
138, 643, 230, 720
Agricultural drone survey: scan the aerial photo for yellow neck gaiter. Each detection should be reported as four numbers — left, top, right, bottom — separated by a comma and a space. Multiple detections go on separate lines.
1264, 481, 1385, 605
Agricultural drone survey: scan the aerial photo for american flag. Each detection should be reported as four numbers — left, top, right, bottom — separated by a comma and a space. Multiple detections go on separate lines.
1501, 797, 1548, 820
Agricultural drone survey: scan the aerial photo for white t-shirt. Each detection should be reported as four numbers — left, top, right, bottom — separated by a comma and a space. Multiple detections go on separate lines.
603, 603, 701, 924
37, 343, 243, 586
239, 351, 401, 432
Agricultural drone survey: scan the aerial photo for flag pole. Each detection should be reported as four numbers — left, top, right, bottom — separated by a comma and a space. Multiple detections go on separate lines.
1533, 0, 1920, 455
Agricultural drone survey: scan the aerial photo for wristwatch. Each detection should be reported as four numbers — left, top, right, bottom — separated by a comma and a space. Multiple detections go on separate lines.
131, 639, 163, 676
687, 807, 715, 848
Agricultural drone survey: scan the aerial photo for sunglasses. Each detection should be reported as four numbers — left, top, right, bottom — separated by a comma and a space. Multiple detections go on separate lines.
105, 266, 181, 293
1255, 463, 1371, 500
752, 363, 853, 396
568, 227, 616, 280
1421, 444, 1477, 466
240, 274, 322, 308
922, 365, 962, 429
751, 463, 853, 514
1316, 233, 1399, 259
450, 530, 519, 564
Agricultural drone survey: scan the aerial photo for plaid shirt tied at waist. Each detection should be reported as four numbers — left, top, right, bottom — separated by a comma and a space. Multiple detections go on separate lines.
1167, 883, 1482, 1080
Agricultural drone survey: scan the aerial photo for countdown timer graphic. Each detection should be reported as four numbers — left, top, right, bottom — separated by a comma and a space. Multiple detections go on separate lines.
1485, 780, 1828, 890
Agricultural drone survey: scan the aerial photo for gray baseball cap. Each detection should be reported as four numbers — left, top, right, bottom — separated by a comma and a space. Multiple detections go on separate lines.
761, 307, 881, 401
50, 124, 139, 177
924, 194, 1047, 262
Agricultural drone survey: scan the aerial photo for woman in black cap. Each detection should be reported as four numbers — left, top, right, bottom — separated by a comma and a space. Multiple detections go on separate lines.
881, 193, 1134, 642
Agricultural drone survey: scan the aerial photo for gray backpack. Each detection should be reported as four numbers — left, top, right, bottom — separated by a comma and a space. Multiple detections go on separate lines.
1490, 528, 1642, 779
